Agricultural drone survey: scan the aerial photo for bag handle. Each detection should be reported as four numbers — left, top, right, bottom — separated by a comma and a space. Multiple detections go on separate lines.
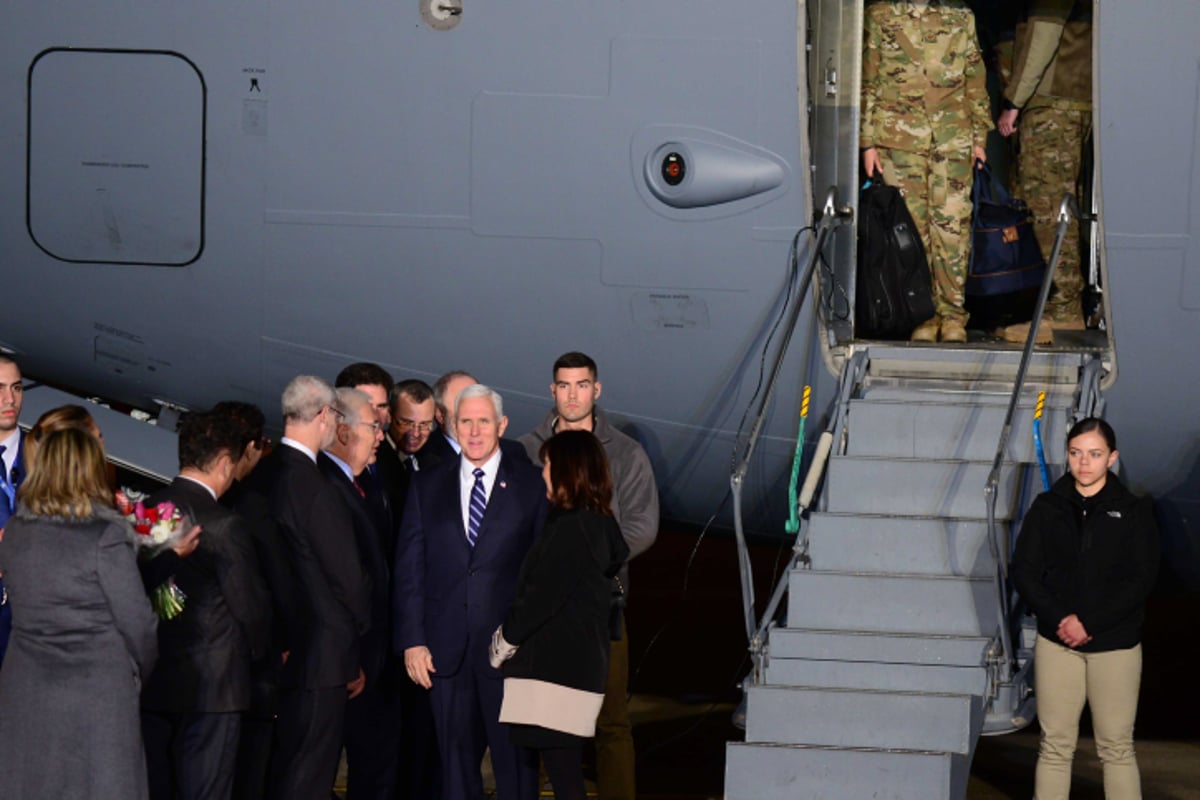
862, 167, 886, 192
973, 159, 1015, 206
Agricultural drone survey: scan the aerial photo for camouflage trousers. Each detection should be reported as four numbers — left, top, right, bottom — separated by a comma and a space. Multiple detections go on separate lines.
1015, 103, 1092, 324
877, 145, 975, 325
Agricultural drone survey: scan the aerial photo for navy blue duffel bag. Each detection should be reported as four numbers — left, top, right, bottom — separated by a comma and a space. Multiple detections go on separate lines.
960, 161, 1046, 328
966, 161, 1045, 297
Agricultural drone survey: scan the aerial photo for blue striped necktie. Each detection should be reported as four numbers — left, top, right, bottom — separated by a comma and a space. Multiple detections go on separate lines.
466, 467, 486, 547
0, 445, 13, 513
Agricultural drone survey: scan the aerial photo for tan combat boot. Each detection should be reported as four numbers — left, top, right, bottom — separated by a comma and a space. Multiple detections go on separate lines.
940, 318, 967, 343
910, 317, 939, 342
1002, 319, 1054, 345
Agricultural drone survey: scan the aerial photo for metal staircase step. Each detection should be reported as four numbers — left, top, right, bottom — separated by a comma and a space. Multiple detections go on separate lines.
824, 456, 1023, 519
725, 741, 967, 800
859, 379, 1077, 406
766, 657, 987, 697
770, 627, 992, 667
861, 345, 1089, 384
745, 684, 982, 754
788, 571, 997, 637
845, 398, 1071, 462
806, 513, 994, 577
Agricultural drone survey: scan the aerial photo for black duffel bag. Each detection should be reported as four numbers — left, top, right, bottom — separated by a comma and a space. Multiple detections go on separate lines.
855, 174, 936, 340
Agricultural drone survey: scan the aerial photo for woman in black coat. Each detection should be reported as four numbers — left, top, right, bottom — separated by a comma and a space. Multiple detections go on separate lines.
1011, 417, 1159, 800
0, 427, 159, 800
490, 429, 629, 800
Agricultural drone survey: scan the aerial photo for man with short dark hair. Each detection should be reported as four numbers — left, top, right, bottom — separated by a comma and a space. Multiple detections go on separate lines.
0, 354, 26, 667
142, 410, 271, 800
388, 380, 436, 467
520, 352, 659, 800
335, 363, 394, 433
381, 377, 442, 800
395, 384, 546, 800
212, 401, 298, 800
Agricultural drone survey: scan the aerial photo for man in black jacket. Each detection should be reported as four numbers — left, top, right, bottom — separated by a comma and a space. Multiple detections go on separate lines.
142, 410, 272, 800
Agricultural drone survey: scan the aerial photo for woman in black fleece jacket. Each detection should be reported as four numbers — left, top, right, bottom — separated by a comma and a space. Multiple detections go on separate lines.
489, 430, 629, 800
1012, 417, 1159, 800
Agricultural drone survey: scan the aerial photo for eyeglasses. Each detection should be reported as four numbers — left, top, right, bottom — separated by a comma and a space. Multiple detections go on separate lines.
326, 405, 346, 422
395, 418, 434, 434
358, 421, 382, 434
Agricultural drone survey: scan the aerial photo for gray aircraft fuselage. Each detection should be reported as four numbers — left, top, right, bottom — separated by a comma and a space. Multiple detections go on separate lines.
2, 1, 1198, 572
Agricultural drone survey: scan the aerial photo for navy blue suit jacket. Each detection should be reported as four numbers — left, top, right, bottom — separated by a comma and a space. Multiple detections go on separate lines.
394, 451, 547, 678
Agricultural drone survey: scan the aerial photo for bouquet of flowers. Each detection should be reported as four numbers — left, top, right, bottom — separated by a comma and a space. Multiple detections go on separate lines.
117, 491, 192, 620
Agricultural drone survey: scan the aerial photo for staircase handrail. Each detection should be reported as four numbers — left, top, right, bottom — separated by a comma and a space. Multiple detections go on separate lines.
983, 192, 1088, 681
742, 349, 867, 684
731, 187, 852, 652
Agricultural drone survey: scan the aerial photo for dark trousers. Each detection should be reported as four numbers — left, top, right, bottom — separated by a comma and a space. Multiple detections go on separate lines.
344, 675, 404, 800
268, 686, 346, 800
542, 746, 587, 800
429, 660, 538, 800
396, 677, 440, 800
232, 711, 274, 800
142, 710, 242, 800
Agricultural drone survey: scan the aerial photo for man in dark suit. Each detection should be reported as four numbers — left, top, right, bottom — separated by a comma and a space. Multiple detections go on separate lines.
319, 387, 404, 800
251, 375, 371, 800
382, 379, 437, 516
141, 411, 272, 800
214, 401, 300, 800
384, 381, 436, 479
395, 384, 547, 800
380, 378, 441, 799
0, 354, 26, 666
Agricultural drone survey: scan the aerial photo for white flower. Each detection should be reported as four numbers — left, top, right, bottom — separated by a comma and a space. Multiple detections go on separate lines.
150, 520, 175, 544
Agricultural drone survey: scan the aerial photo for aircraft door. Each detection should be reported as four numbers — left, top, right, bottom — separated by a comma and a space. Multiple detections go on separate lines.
807, 0, 863, 347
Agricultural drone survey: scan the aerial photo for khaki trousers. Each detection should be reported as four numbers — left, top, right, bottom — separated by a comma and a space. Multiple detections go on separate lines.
595, 612, 635, 800
1034, 635, 1142, 800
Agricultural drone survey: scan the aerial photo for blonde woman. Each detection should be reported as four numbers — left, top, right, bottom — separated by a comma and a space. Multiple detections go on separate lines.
0, 427, 158, 799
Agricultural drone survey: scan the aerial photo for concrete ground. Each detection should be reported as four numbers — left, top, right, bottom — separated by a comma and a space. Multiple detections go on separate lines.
333, 694, 1199, 798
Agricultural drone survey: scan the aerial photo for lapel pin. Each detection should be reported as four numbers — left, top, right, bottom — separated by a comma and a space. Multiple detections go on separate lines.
499, 481, 507, 489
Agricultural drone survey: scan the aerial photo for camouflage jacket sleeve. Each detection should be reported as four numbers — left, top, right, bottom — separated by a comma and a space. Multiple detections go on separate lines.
1005, 0, 1073, 109
860, 2, 993, 153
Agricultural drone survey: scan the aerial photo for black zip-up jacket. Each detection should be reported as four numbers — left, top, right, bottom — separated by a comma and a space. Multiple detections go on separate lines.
1011, 471, 1159, 653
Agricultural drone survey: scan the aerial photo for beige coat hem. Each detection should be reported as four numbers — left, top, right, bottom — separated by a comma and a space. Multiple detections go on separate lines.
499, 678, 604, 737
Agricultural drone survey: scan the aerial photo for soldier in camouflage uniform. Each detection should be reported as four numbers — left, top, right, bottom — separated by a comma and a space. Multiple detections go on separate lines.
998, 0, 1092, 343
861, 0, 993, 343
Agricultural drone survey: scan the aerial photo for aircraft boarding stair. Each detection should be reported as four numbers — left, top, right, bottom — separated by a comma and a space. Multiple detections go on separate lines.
725, 343, 1098, 799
